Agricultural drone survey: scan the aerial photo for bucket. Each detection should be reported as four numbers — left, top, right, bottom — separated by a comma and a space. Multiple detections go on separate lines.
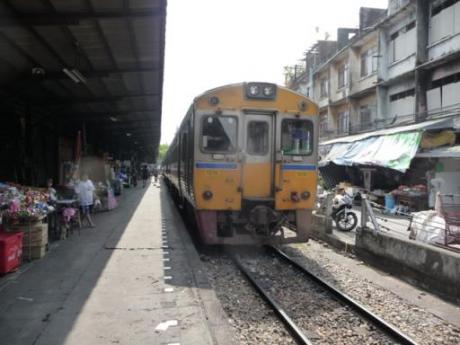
385, 194, 395, 211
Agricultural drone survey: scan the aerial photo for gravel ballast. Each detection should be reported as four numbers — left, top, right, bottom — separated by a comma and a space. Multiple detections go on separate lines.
200, 241, 460, 345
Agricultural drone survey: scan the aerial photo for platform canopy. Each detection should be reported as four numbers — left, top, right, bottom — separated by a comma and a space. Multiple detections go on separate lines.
0, 0, 166, 161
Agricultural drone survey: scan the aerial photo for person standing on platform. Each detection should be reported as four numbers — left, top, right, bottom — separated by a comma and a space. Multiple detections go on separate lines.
141, 165, 149, 188
75, 173, 96, 228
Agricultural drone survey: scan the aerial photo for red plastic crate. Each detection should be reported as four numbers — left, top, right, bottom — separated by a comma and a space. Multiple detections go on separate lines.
0, 231, 23, 274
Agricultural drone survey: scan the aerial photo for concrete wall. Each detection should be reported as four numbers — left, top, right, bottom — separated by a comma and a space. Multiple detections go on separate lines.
386, 80, 416, 122
380, 10, 416, 81
329, 56, 349, 104
388, 0, 410, 16
350, 34, 379, 95
356, 227, 460, 302
428, 1, 460, 60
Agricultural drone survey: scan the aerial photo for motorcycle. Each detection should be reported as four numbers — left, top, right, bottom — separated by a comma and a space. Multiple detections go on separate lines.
331, 191, 358, 231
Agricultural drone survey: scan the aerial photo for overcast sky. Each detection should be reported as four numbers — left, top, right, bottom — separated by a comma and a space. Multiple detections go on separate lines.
160, 0, 388, 144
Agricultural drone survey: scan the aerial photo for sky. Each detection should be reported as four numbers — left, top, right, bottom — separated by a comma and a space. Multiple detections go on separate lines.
161, 0, 388, 144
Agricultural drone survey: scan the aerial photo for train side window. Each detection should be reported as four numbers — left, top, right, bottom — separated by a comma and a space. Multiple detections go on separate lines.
201, 116, 237, 153
247, 121, 268, 155
281, 119, 313, 155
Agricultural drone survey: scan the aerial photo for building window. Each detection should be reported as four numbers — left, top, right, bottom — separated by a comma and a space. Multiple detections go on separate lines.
360, 47, 377, 77
389, 89, 415, 102
337, 111, 349, 134
389, 21, 416, 62
431, 0, 459, 17
320, 78, 328, 98
359, 106, 373, 130
320, 113, 328, 136
337, 64, 347, 88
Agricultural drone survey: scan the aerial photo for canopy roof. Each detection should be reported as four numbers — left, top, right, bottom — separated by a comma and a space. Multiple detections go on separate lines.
416, 145, 460, 158
320, 131, 422, 172
0, 0, 166, 160
320, 117, 455, 146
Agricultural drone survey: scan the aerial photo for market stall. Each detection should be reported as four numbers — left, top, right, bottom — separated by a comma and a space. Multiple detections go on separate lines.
0, 183, 53, 263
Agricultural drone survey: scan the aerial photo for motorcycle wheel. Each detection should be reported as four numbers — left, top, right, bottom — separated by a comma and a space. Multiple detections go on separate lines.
336, 212, 358, 232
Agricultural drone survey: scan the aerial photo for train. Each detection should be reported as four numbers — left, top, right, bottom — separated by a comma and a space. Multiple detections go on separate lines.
162, 82, 319, 245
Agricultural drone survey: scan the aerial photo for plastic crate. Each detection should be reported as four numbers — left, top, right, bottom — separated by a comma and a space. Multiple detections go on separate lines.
0, 231, 23, 274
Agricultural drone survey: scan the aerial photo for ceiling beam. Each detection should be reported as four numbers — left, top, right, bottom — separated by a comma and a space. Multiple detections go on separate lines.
101, 120, 160, 128
63, 108, 160, 118
23, 66, 161, 81
34, 92, 160, 106
0, 9, 164, 27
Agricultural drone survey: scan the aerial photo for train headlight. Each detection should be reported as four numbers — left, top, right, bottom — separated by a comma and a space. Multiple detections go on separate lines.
301, 191, 311, 200
249, 85, 260, 96
245, 82, 277, 100
263, 85, 275, 97
203, 191, 213, 200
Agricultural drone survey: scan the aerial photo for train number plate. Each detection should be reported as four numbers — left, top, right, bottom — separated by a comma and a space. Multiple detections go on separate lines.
296, 172, 309, 177
205, 170, 220, 176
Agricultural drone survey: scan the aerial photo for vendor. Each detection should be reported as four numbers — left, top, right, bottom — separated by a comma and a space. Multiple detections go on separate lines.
47, 178, 57, 202
75, 173, 96, 228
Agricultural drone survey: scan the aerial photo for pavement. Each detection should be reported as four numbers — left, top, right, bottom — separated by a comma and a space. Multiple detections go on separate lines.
0, 181, 233, 345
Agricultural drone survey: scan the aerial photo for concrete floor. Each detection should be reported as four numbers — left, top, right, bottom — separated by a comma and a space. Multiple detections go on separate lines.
0, 182, 233, 345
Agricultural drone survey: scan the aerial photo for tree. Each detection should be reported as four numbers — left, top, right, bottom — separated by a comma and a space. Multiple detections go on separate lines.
157, 144, 169, 163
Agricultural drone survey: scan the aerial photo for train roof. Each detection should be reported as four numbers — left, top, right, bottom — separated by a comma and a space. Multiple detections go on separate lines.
193, 82, 318, 116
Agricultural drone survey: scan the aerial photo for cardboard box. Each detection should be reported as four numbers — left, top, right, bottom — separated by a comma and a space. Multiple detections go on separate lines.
22, 245, 47, 260
5, 221, 49, 251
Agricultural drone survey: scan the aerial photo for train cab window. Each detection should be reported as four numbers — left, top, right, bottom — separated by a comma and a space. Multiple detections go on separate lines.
201, 116, 237, 152
281, 119, 313, 155
247, 121, 268, 155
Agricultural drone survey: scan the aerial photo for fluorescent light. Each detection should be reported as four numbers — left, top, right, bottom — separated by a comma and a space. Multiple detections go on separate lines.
126, 133, 132, 137
71, 69, 87, 84
62, 68, 80, 83
109, 116, 118, 122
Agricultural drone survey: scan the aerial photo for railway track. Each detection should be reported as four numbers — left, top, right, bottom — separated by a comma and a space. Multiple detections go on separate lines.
230, 245, 419, 345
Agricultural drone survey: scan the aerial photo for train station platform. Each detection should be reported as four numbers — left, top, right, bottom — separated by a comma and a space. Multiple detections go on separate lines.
0, 182, 233, 345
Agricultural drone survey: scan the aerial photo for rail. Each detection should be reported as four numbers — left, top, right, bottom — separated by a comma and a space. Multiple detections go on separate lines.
230, 253, 313, 345
267, 245, 419, 345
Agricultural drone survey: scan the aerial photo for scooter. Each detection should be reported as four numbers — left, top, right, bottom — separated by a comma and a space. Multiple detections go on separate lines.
331, 192, 358, 231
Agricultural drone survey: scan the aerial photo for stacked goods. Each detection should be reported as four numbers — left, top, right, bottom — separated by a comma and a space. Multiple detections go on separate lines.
0, 231, 23, 274
0, 183, 52, 260
5, 221, 48, 260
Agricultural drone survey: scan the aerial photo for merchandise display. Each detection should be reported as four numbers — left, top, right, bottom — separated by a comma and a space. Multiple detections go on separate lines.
0, 183, 54, 224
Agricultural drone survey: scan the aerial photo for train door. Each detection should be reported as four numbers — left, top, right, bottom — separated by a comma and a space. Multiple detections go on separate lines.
242, 113, 274, 198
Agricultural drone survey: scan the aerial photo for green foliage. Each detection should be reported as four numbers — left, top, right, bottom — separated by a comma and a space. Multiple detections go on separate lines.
157, 144, 169, 163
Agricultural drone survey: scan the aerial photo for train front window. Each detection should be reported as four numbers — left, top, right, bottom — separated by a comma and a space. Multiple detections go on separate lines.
247, 121, 268, 155
201, 116, 237, 153
281, 119, 313, 155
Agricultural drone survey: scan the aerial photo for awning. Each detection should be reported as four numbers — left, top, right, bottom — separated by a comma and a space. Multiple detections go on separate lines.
416, 145, 460, 158
320, 117, 455, 145
320, 131, 422, 172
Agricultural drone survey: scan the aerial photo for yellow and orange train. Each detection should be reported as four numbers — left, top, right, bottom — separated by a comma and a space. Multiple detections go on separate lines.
162, 82, 318, 244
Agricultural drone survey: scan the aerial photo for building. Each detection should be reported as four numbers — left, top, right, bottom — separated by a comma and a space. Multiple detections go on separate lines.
286, 0, 460, 205
286, 8, 385, 141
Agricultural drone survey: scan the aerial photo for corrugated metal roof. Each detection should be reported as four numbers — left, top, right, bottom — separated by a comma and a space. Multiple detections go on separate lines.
320, 117, 456, 146
416, 145, 460, 158
0, 0, 166, 160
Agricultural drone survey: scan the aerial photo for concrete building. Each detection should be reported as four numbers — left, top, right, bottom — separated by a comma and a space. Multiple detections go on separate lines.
286, 1, 460, 142
286, 8, 385, 141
